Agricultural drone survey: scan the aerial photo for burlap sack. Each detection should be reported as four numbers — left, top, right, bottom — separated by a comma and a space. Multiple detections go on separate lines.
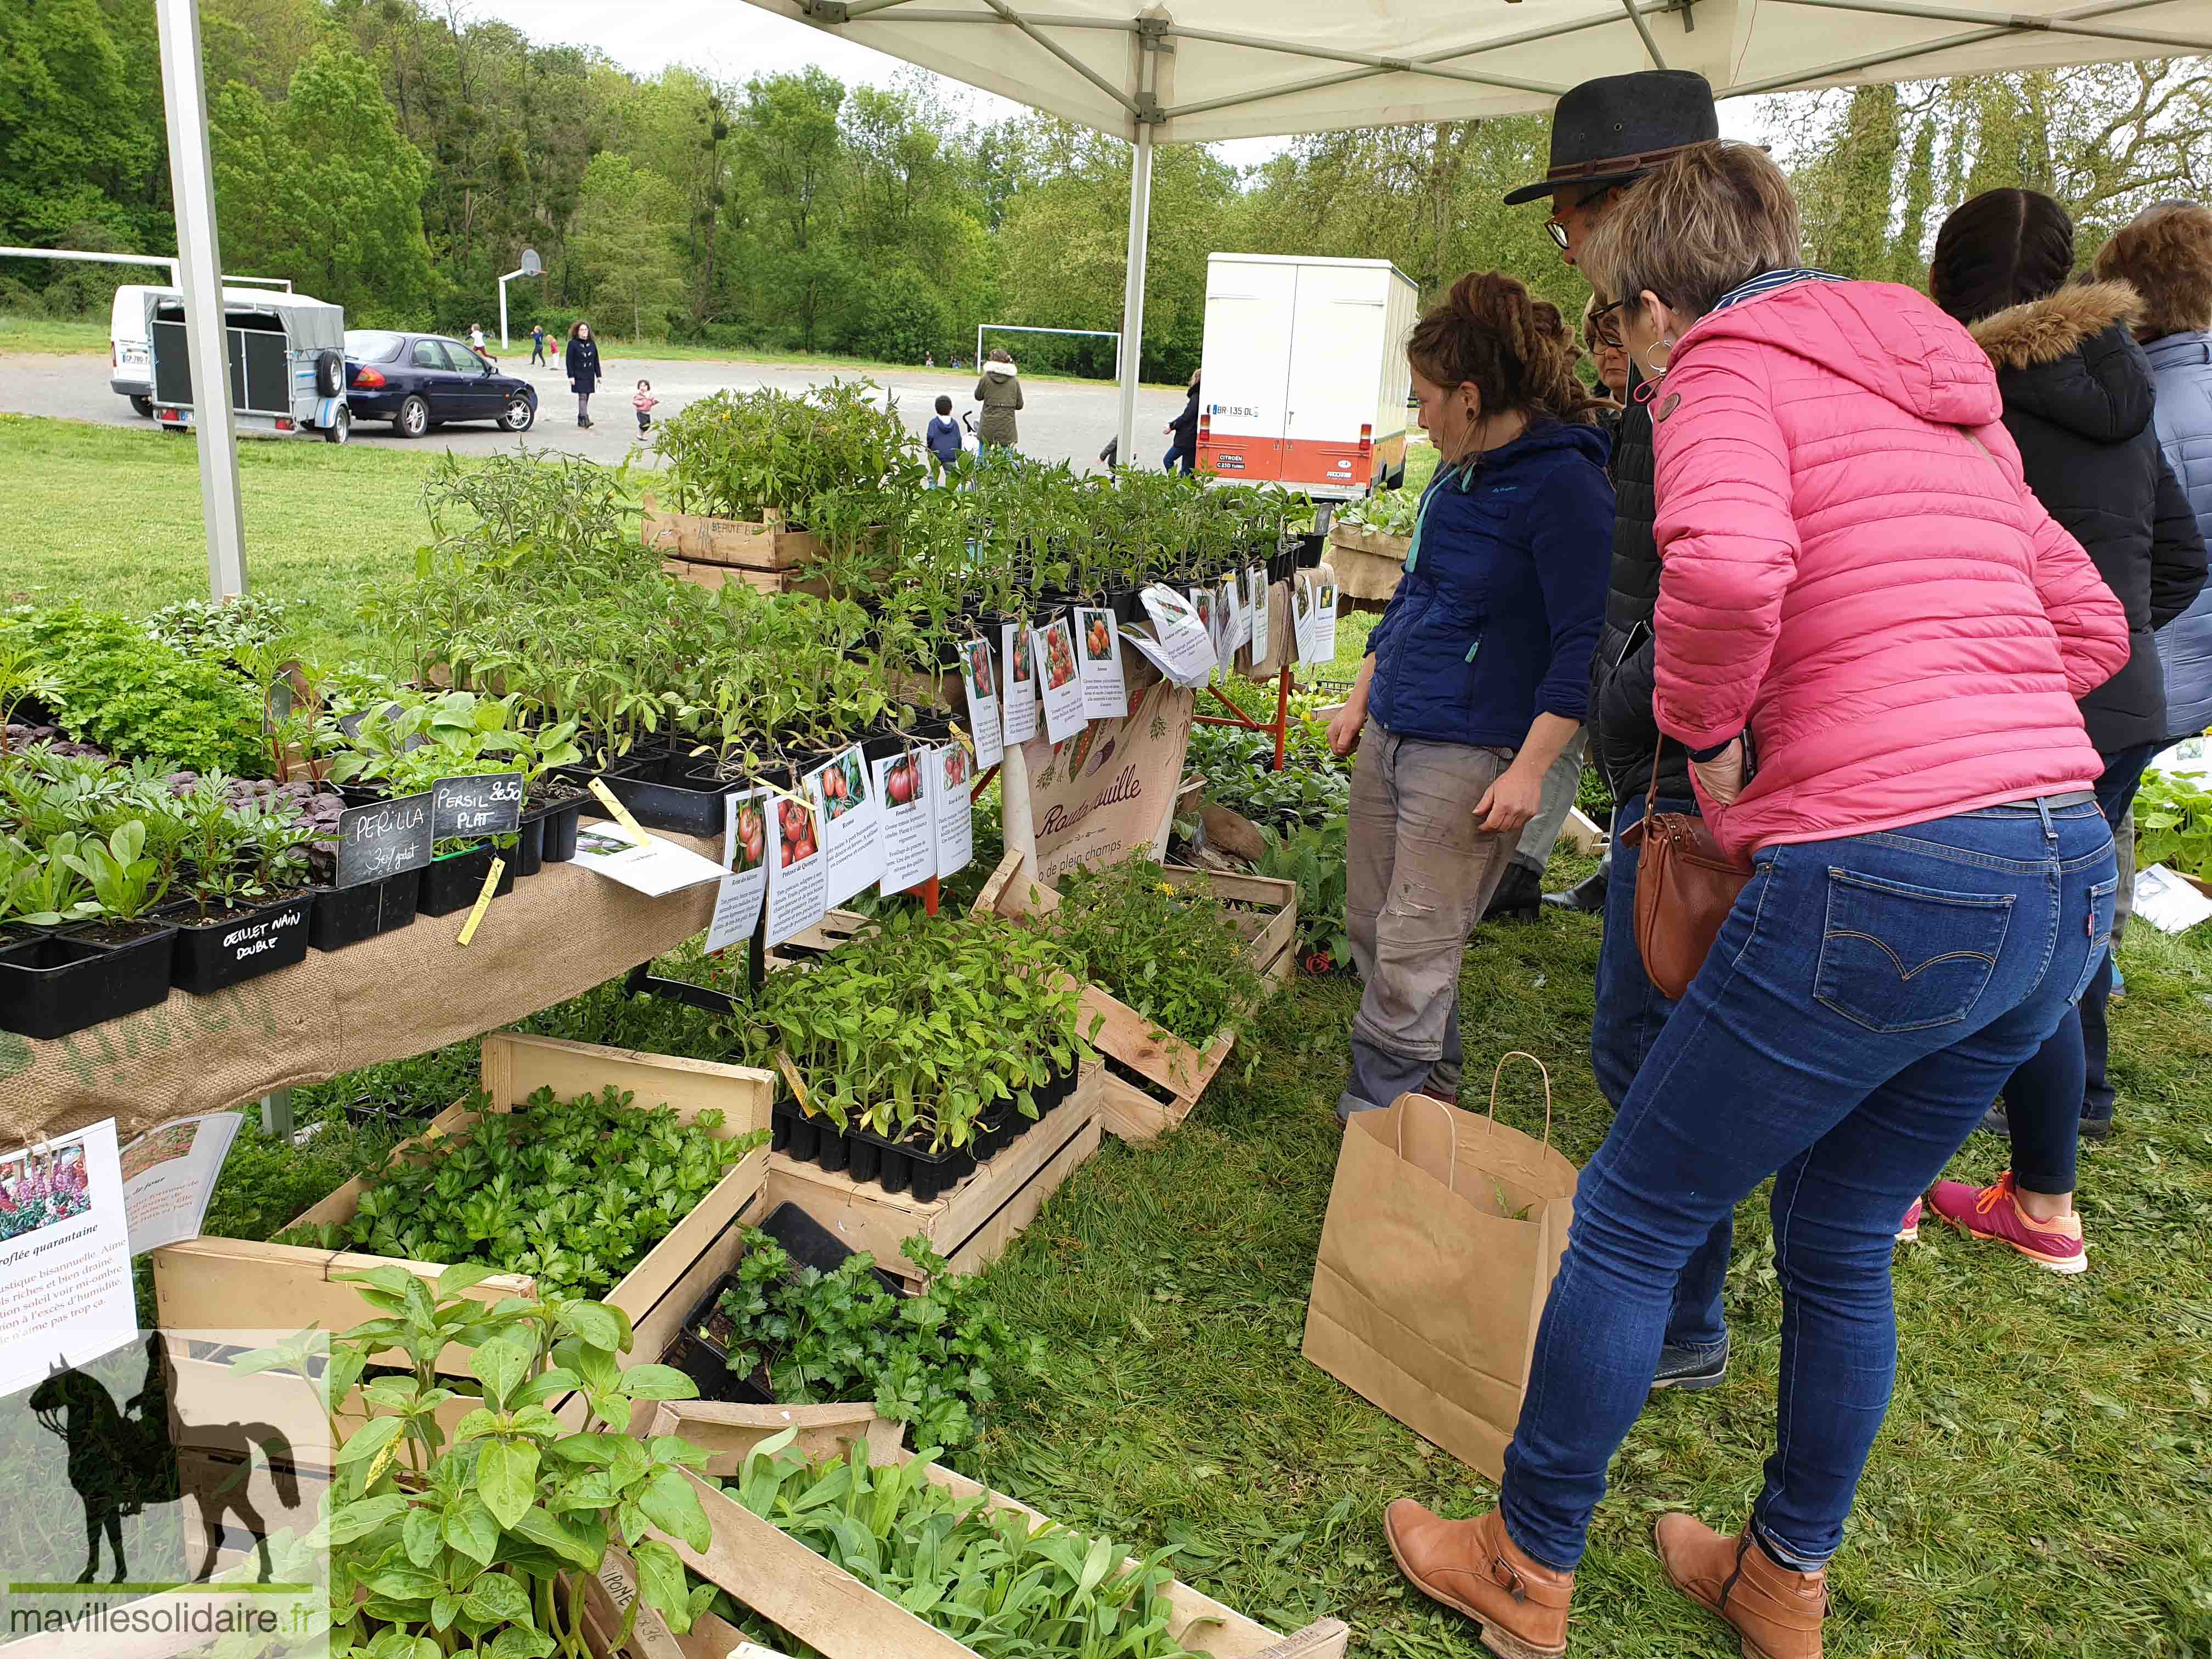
1302, 1056, 1578, 1480
0, 834, 725, 1148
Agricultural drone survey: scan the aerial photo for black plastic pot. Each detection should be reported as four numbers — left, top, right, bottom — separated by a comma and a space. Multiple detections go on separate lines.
419, 845, 514, 916
1295, 532, 1327, 569
578, 752, 728, 838
308, 870, 419, 952
334, 782, 388, 810
170, 894, 314, 994
0, 923, 177, 1040
1107, 585, 1142, 627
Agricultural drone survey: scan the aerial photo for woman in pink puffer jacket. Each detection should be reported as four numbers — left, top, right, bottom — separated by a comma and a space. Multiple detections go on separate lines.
1379, 143, 2128, 1659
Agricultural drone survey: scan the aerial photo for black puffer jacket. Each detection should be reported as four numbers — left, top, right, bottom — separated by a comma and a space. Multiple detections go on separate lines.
1971, 281, 2209, 755
1587, 372, 1693, 803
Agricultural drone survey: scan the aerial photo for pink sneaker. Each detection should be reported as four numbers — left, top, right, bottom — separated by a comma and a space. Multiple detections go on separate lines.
1926, 1172, 2086, 1274
1896, 1198, 1922, 1244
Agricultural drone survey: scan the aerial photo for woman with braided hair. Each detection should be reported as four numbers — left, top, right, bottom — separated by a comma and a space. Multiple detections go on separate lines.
1327, 270, 1612, 1119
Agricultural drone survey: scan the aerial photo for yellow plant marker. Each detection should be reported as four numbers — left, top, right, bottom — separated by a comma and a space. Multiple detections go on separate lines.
774, 1049, 813, 1113
587, 777, 649, 843
455, 857, 505, 946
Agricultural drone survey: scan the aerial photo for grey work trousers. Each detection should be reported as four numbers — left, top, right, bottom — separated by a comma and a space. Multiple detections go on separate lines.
1510, 727, 1591, 875
1340, 727, 1514, 1121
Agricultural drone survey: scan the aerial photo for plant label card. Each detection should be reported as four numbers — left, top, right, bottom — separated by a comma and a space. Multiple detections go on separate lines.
335, 791, 435, 888
120, 1110, 242, 1257
1074, 606, 1128, 719
573, 825, 729, 896
932, 742, 975, 878
1247, 565, 1271, 663
959, 634, 1004, 770
1188, 586, 1220, 669
874, 750, 934, 898
706, 789, 770, 955
2134, 864, 2212, 933
763, 778, 830, 948
1131, 585, 1217, 689
431, 771, 525, 840
0, 1119, 136, 1399
1000, 620, 1040, 746
810, 744, 884, 910
1312, 577, 1340, 661
1227, 572, 1254, 651
1216, 577, 1242, 675
1032, 618, 1088, 743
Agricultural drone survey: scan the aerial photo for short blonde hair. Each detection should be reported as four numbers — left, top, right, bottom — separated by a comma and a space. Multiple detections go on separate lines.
1581, 141, 1803, 324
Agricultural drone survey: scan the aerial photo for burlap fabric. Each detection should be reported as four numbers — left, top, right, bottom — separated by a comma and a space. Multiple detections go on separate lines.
1327, 524, 1408, 610
0, 835, 723, 1147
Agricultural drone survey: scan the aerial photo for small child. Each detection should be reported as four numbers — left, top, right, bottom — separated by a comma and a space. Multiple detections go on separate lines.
926, 393, 962, 485
633, 379, 658, 435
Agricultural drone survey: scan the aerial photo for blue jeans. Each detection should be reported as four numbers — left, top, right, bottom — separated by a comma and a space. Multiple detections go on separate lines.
1163, 444, 1193, 475
1503, 797, 2114, 1572
1594, 792, 1730, 1352
2000, 740, 2158, 1190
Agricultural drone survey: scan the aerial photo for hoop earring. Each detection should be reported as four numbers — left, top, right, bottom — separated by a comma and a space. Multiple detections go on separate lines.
1632, 337, 1677, 404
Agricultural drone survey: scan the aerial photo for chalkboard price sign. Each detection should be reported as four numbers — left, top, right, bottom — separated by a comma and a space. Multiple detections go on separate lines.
335, 792, 435, 889
432, 772, 526, 840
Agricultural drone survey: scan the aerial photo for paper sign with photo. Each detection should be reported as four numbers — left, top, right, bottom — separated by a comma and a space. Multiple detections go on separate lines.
874, 749, 934, 898
960, 635, 1004, 769
1188, 586, 1218, 665
763, 777, 830, 947
932, 742, 975, 878
121, 1110, 243, 1257
1216, 577, 1241, 675
574, 825, 731, 896
809, 743, 885, 909
1000, 620, 1039, 746
0, 1120, 136, 1397
1032, 617, 1088, 743
1311, 576, 1340, 661
1247, 565, 1271, 663
1131, 584, 1216, 688
706, 788, 770, 955
1229, 571, 1254, 650
2133, 864, 2212, 934
1073, 606, 1128, 720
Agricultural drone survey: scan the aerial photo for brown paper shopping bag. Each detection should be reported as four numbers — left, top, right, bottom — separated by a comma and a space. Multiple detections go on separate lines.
1301, 1054, 1579, 1481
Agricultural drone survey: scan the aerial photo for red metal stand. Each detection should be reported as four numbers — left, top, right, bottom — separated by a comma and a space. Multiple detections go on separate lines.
1192, 665, 1296, 770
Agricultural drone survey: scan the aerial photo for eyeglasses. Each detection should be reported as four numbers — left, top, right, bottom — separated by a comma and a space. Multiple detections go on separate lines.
1543, 215, 1572, 251
1587, 297, 1627, 347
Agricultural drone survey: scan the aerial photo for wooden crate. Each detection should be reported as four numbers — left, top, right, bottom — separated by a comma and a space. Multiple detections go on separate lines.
661, 556, 826, 599
642, 492, 824, 571
153, 1034, 775, 1423
977, 853, 1297, 1143
642, 1406, 1349, 1659
763, 1083, 1104, 1288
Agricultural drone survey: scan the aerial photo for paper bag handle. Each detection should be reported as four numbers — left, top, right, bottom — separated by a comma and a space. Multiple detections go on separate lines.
1393, 1093, 1459, 1195
1489, 1051, 1555, 1149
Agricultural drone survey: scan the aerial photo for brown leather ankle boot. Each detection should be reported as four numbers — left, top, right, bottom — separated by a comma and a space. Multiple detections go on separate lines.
1654, 1514, 1828, 1659
1384, 1501, 1573, 1658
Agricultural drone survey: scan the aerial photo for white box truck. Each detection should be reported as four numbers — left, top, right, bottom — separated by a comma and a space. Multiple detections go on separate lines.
1194, 253, 1418, 500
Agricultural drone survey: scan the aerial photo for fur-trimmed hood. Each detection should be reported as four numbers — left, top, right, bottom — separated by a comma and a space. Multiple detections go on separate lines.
1971, 280, 2154, 445
981, 358, 1019, 379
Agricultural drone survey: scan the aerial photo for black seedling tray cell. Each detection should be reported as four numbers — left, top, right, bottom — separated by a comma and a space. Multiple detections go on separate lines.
0, 925, 176, 1040
170, 894, 313, 994
308, 870, 420, 952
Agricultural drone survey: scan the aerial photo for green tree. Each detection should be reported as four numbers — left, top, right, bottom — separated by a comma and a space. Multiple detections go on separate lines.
0, 0, 153, 245
572, 152, 685, 342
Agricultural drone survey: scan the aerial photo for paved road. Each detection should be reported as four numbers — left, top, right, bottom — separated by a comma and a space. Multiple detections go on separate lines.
2, 351, 1187, 474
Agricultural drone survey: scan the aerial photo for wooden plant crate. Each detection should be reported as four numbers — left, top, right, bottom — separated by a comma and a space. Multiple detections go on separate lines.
153, 1034, 775, 1424
661, 555, 827, 599
642, 492, 825, 571
641, 1407, 1350, 1659
763, 1080, 1104, 1288
976, 852, 1297, 1143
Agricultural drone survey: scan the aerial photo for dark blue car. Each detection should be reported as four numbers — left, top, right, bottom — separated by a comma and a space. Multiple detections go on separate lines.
344, 330, 538, 438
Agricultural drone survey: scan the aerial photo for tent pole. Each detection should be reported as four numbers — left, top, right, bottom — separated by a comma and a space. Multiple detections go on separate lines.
155, 0, 247, 603
1114, 123, 1155, 472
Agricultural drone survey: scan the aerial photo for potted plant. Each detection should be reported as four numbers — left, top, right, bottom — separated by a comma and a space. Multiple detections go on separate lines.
0, 822, 181, 1039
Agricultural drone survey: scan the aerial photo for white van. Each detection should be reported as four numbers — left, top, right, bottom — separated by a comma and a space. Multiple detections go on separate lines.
110, 284, 161, 415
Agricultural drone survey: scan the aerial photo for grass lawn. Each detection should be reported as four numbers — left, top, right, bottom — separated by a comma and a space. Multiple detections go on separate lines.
8, 417, 2207, 1654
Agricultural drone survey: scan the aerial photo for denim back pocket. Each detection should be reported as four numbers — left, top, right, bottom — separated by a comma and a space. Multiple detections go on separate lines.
1814, 869, 2015, 1033
2067, 876, 2120, 1003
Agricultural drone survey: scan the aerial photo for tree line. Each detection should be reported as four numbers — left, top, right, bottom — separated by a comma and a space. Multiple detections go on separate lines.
1, 0, 2205, 381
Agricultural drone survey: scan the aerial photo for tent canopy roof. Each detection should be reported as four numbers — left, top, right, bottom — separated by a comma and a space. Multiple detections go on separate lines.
742, 0, 2212, 143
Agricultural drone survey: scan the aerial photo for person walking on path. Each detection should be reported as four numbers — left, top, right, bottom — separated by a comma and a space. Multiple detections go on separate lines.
1920, 189, 2207, 1269
1383, 140, 2128, 1659
530, 324, 547, 367
1163, 370, 1201, 473
565, 321, 601, 428
1325, 271, 1611, 1121
974, 348, 1023, 452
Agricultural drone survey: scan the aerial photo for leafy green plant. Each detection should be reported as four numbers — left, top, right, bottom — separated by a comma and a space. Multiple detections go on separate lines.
1334, 487, 1417, 537
709, 1229, 1041, 1451
0, 638, 59, 764
142, 595, 302, 663
0, 605, 266, 774
1048, 861, 1266, 1047
1254, 817, 1351, 968
281, 1085, 766, 1298
59, 818, 170, 923
236, 1267, 720, 1659
727, 1431, 1197, 1659
656, 381, 922, 523
2134, 770, 2212, 881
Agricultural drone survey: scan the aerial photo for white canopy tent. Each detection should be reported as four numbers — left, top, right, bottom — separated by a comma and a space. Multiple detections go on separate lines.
146, 0, 2212, 596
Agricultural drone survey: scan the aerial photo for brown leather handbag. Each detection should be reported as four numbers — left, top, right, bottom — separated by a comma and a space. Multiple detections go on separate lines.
1615, 738, 1753, 1000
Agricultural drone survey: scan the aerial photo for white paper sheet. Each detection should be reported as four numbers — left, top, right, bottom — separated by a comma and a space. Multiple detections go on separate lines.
1000, 620, 1040, 746
1248, 565, 1271, 664
574, 825, 731, 896
1311, 575, 1340, 661
763, 778, 831, 947
2133, 864, 2212, 934
810, 744, 885, 909
960, 635, 1004, 770
121, 1110, 242, 1257
706, 788, 770, 954
874, 751, 934, 898
1032, 618, 1088, 743
1188, 586, 1220, 676
932, 743, 975, 878
0, 1120, 136, 1397
1216, 576, 1240, 676
1131, 585, 1218, 688
1073, 606, 1128, 720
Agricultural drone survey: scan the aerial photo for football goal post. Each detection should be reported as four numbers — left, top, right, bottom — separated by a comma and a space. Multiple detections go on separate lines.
975, 324, 1121, 376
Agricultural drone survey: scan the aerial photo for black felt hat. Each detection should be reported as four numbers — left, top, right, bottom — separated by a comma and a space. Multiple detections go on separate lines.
1504, 70, 1721, 205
